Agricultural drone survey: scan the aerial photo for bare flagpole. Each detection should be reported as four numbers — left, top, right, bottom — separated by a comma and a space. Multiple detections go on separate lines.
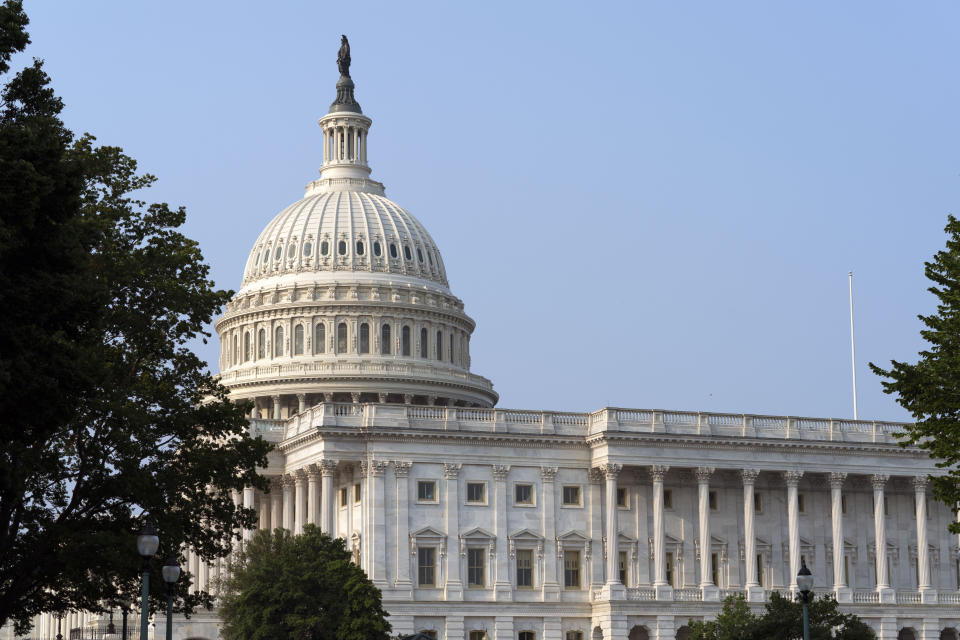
849, 271, 858, 420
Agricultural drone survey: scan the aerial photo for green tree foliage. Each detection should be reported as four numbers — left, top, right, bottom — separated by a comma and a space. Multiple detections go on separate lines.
689, 592, 875, 640
871, 215, 960, 522
220, 525, 391, 640
0, 1, 271, 632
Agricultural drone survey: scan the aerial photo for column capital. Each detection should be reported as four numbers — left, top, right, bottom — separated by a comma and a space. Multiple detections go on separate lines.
601, 463, 622, 480
649, 465, 669, 482
359, 460, 368, 475
393, 460, 413, 477
913, 475, 929, 492
282, 474, 296, 488
695, 466, 715, 483
296, 392, 306, 401
443, 463, 462, 479
871, 474, 889, 490
306, 464, 321, 480
270, 476, 284, 491
492, 464, 510, 481
294, 468, 308, 482
540, 466, 558, 481
783, 470, 804, 487
318, 458, 338, 476
589, 467, 605, 484
371, 460, 389, 477
378, 392, 388, 403
740, 469, 760, 484
828, 472, 847, 489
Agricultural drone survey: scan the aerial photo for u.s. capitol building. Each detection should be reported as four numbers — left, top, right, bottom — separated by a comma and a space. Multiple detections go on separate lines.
115, 45, 960, 640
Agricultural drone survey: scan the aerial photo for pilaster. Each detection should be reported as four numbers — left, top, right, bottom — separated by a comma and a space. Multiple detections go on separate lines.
443, 462, 463, 599
492, 464, 512, 601
540, 466, 561, 600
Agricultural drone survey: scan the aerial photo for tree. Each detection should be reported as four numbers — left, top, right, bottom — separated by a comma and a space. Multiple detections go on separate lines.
689, 592, 875, 640
0, 1, 271, 633
871, 215, 960, 522
219, 525, 391, 640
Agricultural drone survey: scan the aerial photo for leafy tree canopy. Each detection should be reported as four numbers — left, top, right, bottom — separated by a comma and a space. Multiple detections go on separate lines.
0, 1, 271, 633
219, 526, 391, 640
871, 215, 960, 524
689, 592, 875, 640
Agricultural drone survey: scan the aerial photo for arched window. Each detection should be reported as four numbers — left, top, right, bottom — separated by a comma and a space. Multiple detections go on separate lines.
381, 324, 392, 355
374, 241, 382, 257
274, 326, 284, 357
232, 334, 238, 365
436, 330, 443, 360
244, 332, 251, 361
449, 334, 454, 363
404, 245, 412, 261
417, 247, 424, 263
314, 323, 325, 354
321, 240, 329, 256
389, 243, 398, 259
420, 328, 428, 358
402, 325, 411, 356
338, 240, 347, 255
274, 246, 282, 261
337, 323, 348, 354
302, 241, 312, 257
257, 328, 265, 359
356, 240, 364, 255
262, 249, 269, 264
359, 323, 370, 354
294, 325, 304, 355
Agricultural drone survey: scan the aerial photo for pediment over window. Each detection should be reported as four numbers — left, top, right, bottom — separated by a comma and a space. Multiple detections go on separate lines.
557, 530, 589, 545
509, 528, 543, 542
617, 532, 637, 544
411, 526, 446, 543
461, 527, 495, 542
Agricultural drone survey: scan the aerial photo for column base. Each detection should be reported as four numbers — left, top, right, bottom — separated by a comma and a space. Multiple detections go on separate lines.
877, 587, 896, 604
601, 582, 626, 600
701, 584, 720, 602
654, 584, 674, 601
920, 588, 938, 604
746, 585, 766, 602
541, 582, 561, 601
833, 586, 852, 603
444, 580, 463, 600
494, 581, 513, 601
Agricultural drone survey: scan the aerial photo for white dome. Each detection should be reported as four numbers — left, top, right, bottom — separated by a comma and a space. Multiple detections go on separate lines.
240, 189, 448, 293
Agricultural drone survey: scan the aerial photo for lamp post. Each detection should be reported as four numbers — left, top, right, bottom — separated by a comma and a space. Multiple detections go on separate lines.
797, 559, 814, 640
121, 607, 128, 640
136, 519, 159, 640
161, 554, 181, 640
56, 613, 63, 640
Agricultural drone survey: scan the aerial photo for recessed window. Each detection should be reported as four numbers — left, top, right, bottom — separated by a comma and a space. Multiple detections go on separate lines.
516, 549, 533, 588
618, 550, 628, 586
757, 554, 764, 586
841, 494, 848, 514
402, 325, 411, 356
338, 240, 347, 255
663, 489, 673, 510
257, 328, 265, 359
353, 483, 361, 503
428, 251, 433, 266
884, 495, 889, 516
337, 322, 347, 354
274, 246, 282, 260
467, 548, 485, 587
294, 325, 304, 355
666, 552, 675, 587
381, 323, 392, 355
314, 323, 325, 354
470, 632, 486, 640
243, 332, 251, 361
420, 327, 428, 358
262, 249, 269, 264
359, 322, 370, 354
563, 550, 580, 589
302, 242, 312, 256
404, 245, 412, 261
418, 547, 436, 587
709, 490, 718, 511
417, 247, 424, 262
711, 552, 719, 585
562, 486, 581, 506
436, 330, 443, 360
287, 243, 296, 259
356, 240, 364, 255
389, 243, 398, 259
417, 480, 437, 503
466, 482, 486, 503
616, 487, 628, 508
754, 492, 763, 514
420, 632, 437, 640
339, 487, 347, 507
798, 493, 806, 513
566, 633, 584, 640
274, 326, 284, 357
373, 241, 382, 256
320, 240, 329, 255
515, 483, 533, 505
519, 633, 536, 640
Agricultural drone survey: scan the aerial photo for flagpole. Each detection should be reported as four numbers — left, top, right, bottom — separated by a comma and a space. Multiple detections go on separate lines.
849, 271, 858, 420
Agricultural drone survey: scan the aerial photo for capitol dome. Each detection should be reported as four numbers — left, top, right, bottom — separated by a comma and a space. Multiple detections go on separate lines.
214, 64, 497, 416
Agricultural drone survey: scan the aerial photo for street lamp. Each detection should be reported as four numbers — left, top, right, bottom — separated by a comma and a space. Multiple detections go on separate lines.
136, 519, 159, 640
56, 612, 63, 640
161, 554, 181, 640
797, 560, 814, 640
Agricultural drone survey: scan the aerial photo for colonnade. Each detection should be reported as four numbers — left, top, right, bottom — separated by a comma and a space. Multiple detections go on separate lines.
322, 124, 366, 164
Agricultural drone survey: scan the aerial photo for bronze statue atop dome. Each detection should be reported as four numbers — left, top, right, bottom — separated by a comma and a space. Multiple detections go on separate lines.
337, 35, 351, 77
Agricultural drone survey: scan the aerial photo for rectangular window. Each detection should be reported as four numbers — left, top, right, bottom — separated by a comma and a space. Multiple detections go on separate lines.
754, 492, 763, 514
339, 487, 347, 507
564, 550, 581, 588
663, 489, 673, 510
757, 554, 764, 586
516, 549, 533, 588
616, 487, 627, 508
844, 555, 850, 586
417, 547, 436, 587
618, 550, 628, 586
711, 552, 719, 586
467, 548, 485, 587
562, 485, 581, 506
841, 494, 847, 514
666, 552, 675, 587
515, 483, 533, 505
353, 483, 361, 503
797, 494, 806, 513
566, 633, 584, 640
421, 632, 437, 640
884, 495, 889, 516
470, 632, 486, 640
519, 633, 536, 640
801, 554, 808, 569
709, 490, 718, 511
417, 480, 437, 502
466, 482, 486, 504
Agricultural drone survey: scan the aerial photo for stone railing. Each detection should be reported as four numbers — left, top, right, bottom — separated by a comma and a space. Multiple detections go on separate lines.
250, 418, 286, 441
626, 587, 656, 601
674, 588, 703, 602
853, 590, 880, 604
938, 592, 960, 604
896, 590, 922, 605
275, 403, 909, 445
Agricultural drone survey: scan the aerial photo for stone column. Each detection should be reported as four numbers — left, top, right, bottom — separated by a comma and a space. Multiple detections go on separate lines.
371, 460, 388, 587
784, 470, 803, 591
394, 461, 413, 593
282, 475, 295, 531
443, 463, 463, 599
696, 466, 718, 600
198, 553, 209, 593
741, 469, 763, 601
829, 472, 851, 602
270, 477, 283, 531
243, 485, 256, 542
603, 463, 623, 594
541, 466, 560, 600
492, 464, 512, 600
258, 490, 269, 530
872, 474, 894, 602
651, 465, 671, 599
271, 394, 281, 420
588, 468, 604, 590
307, 466, 320, 526
914, 476, 934, 601
293, 470, 307, 534
297, 393, 307, 414
319, 459, 337, 534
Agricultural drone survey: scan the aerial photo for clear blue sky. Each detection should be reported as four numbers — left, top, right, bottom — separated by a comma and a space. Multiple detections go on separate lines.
18, 1, 960, 420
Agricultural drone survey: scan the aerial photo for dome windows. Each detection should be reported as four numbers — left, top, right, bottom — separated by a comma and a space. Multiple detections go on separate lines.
403, 245, 412, 261
402, 325, 411, 356
314, 323, 326, 354
359, 323, 370, 354
381, 324, 391, 355
303, 242, 313, 257
274, 326, 284, 357
389, 243, 398, 259
420, 328, 428, 358
417, 247, 424, 263
338, 240, 347, 256
274, 247, 283, 261
294, 325, 304, 355
257, 329, 266, 359
321, 240, 330, 256
262, 250, 270, 265
356, 240, 365, 255
427, 251, 433, 266
337, 323, 348, 354
286, 244, 296, 259
374, 241, 382, 257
